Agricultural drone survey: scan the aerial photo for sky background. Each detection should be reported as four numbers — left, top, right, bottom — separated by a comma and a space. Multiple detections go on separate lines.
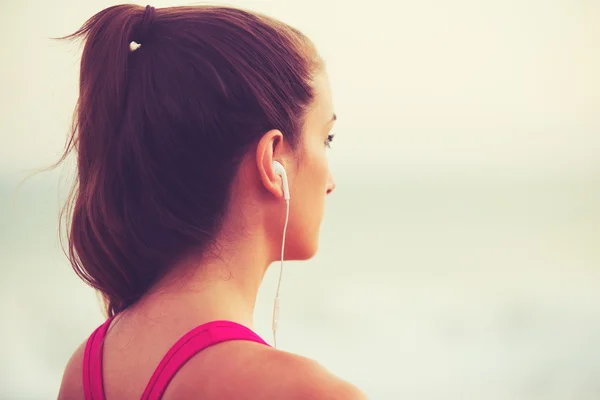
1, 0, 599, 398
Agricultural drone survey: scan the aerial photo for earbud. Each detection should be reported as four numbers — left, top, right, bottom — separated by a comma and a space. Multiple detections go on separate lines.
272, 161, 290, 201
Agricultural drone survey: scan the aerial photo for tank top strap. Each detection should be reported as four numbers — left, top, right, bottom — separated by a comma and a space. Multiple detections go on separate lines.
141, 320, 270, 400
83, 316, 115, 400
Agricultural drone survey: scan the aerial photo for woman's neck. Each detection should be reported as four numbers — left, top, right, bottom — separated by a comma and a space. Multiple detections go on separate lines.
133, 227, 273, 330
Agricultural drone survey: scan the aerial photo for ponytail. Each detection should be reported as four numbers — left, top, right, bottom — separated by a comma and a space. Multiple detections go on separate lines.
57, 5, 157, 316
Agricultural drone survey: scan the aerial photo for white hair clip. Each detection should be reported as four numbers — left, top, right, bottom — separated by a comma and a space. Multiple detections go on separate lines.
129, 41, 142, 52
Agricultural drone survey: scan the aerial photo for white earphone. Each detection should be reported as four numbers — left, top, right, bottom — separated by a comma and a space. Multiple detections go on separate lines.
271, 160, 290, 348
272, 160, 290, 200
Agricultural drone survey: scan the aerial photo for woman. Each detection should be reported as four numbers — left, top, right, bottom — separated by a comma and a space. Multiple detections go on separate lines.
57, 4, 366, 399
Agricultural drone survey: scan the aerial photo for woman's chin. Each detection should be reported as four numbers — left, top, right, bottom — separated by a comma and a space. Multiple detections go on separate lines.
283, 238, 319, 261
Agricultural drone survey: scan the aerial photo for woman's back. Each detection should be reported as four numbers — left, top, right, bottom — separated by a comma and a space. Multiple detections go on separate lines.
59, 309, 365, 399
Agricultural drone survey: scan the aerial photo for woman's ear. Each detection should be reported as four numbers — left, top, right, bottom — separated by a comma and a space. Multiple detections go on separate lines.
256, 129, 286, 199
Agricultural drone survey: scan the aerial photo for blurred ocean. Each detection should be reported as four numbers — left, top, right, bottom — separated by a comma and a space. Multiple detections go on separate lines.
1, 171, 599, 399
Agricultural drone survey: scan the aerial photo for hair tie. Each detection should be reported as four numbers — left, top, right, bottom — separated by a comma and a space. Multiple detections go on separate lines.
130, 5, 155, 53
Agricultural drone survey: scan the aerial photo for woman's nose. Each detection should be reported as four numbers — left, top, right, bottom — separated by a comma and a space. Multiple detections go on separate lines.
326, 172, 336, 195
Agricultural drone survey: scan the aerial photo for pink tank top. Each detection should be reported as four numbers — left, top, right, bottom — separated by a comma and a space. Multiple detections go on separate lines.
82, 317, 270, 400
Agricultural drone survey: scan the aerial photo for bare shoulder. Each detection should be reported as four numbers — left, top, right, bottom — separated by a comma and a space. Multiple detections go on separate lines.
57, 341, 86, 400
268, 351, 368, 400
169, 342, 368, 399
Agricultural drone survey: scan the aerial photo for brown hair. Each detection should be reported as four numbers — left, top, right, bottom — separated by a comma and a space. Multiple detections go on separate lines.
56, 4, 321, 316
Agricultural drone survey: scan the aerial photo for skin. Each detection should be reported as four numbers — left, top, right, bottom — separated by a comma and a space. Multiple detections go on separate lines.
58, 70, 367, 399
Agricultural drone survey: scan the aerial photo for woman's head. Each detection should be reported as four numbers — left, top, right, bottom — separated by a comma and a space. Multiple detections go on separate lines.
59, 4, 335, 316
